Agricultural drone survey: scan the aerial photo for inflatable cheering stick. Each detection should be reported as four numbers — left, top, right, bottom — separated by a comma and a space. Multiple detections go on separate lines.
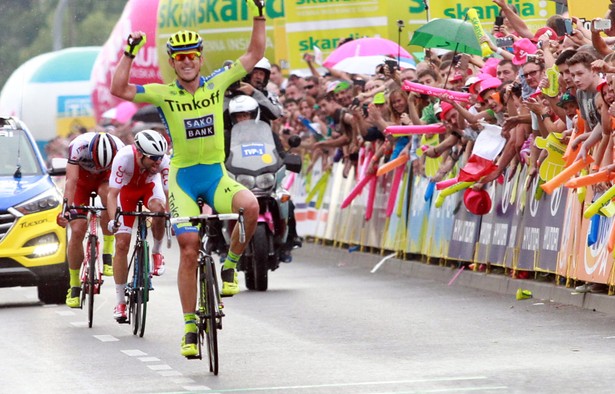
467, 8, 494, 58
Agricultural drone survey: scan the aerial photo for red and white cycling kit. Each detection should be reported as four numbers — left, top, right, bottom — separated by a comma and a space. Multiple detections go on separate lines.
109, 145, 170, 233
67, 132, 125, 207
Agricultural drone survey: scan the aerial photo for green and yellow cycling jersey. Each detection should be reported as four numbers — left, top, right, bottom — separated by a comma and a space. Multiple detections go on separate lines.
134, 61, 246, 168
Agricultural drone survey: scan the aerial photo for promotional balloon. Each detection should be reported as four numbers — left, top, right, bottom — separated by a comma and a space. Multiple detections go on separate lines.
90, 0, 163, 121
0, 47, 101, 148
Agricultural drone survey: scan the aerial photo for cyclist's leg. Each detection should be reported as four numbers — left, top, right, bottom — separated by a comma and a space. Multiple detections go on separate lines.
147, 182, 167, 276
65, 175, 93, 307
97, 178, 115, 275
112, 232, 131, 322
212, 170, 258, 295
170, 165, 209, 356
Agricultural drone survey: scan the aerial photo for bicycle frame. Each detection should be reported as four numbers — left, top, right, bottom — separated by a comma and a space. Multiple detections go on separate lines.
170, 205, 245, 375
116, 201, 170, 337
63, 192, 105, 328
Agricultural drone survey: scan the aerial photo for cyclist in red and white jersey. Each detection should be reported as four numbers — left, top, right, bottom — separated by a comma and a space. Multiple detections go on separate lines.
58, 131, 124, 308
106, 130, 170, 322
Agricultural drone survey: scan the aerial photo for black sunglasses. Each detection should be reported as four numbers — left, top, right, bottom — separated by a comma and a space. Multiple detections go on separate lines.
304, 85, 315, 89
146, 154, 164, 162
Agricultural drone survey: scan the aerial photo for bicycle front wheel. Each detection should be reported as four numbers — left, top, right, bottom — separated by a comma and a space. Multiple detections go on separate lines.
131, 246, 143, 336
138, 241, 149, 338
203, 256, 219, 375
87, 236, 96, 328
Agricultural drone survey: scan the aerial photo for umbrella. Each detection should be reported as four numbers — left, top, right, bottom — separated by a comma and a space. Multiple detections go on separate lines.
410, 18, 494, 56
332, 55, 416, 75
323, 37, 411, 68
131, 105, 162, 123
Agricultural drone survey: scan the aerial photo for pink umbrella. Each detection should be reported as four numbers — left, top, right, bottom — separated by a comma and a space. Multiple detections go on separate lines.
323, 37, 412, 68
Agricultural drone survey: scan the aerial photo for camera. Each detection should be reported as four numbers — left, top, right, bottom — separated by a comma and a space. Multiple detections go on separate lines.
496, 37, 513, 47
384, 59, 397, 74
594, 19, 612, 31
282, 128, 292, 135
511, 82, 522, 95
494, 16, 504, 27
362, 103, 369, 117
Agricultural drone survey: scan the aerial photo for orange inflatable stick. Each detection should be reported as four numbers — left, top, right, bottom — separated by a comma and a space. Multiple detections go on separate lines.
540, 156, 593, 194
376, 154, 408, 177
609, 221, 615, 253
565, 170, 615, 188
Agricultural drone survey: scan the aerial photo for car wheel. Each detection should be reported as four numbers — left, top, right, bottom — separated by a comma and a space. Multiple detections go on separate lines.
38, 279, 68, 304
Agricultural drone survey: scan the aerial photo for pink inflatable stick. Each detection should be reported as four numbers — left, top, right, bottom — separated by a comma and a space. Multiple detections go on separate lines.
282, 172, 296, 190
340, 173, 376, 209
436, 177, 459, 190
403, 80, 471, 102
385, 124, 447, 135
386, 165, 405, 217
365, 175, 378, 221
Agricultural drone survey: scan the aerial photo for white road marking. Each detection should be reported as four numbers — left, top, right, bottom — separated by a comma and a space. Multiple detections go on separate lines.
121, 349, 147, 357
171, 377, 195, 385
93, 335, 119, 342
56, 310, 76, 316
147, 364, 172, 371
197, 376, 494, 392
183, 386, 212, 391
70, 321, 88, 327
159, 370, 184, 377
138, 356, 160, 362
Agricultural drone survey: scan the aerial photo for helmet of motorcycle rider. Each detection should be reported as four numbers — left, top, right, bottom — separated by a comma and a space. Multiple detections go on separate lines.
134, 129, 168, 158
89, 132, 118, 169
229, 95, 261, 124
244, 57, 271, 89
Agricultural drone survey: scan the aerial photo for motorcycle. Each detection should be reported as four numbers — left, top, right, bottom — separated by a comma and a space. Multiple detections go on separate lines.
225, 120, 301, 291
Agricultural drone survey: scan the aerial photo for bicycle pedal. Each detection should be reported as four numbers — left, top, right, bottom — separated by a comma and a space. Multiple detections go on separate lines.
185, 354, 201, 360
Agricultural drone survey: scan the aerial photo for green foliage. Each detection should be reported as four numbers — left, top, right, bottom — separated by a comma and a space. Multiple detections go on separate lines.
0, 0, 127, 90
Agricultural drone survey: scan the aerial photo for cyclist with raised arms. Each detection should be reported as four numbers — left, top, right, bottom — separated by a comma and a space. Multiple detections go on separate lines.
106, 129, 170, 323
110, 0, 266, 357
58, 131, 124, 308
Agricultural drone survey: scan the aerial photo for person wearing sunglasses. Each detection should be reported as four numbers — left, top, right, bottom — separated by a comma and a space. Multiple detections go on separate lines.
106, 130, 170, 323
110, 0, 266, 358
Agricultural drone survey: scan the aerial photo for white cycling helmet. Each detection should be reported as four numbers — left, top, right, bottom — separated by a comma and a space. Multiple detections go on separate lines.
246, 57, 271, 86
134, 130, 168, 156
89, 132, 118, 169
229, 95, 260, 124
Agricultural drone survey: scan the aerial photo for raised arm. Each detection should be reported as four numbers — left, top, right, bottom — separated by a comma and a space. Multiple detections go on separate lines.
239, 1, 267, 73
110, 31, 146, 101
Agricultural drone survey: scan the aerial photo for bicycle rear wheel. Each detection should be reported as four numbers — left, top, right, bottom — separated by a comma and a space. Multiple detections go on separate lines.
87, 236, 96, 328
203, 256, 219, 375
138, 241, 149, 338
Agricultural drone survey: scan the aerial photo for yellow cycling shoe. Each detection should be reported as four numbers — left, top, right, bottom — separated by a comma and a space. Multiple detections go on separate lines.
220, 268, 239, 297
65, 287, 81, 308
102, 264, 113, 277
181, 332, 199, 357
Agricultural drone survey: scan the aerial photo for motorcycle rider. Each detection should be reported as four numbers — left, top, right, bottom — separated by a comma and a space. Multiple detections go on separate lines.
224, 58, 302, 261
225, 95, 300, 262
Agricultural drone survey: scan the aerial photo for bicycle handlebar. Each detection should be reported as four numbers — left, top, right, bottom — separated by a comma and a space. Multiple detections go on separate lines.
170, 213, 239, 225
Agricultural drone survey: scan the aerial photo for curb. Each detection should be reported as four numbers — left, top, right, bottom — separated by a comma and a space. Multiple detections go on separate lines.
298, 243, 615, 316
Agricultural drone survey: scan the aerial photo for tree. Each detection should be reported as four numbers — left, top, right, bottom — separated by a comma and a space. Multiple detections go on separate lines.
0, 0, 126, 90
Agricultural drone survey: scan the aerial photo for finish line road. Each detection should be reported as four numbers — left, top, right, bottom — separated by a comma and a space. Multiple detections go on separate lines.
1, 242, 614, 393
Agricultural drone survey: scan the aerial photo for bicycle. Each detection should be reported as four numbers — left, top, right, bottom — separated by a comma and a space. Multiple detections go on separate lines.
62, 192, 106, 328
114, 200, 171, 337
170, 200, 245, 375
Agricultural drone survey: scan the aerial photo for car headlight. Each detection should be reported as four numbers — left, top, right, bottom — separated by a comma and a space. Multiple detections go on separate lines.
14, 188, 61, 215
236, 174, 255, 189
255, 173, 275, 189
25, 233, 60, 258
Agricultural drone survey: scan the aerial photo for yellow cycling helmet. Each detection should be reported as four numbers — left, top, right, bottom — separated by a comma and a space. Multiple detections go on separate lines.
166, 30, 203, 55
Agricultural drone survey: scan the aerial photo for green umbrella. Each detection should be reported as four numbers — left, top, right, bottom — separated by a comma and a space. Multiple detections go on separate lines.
409, 18, 494, 56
